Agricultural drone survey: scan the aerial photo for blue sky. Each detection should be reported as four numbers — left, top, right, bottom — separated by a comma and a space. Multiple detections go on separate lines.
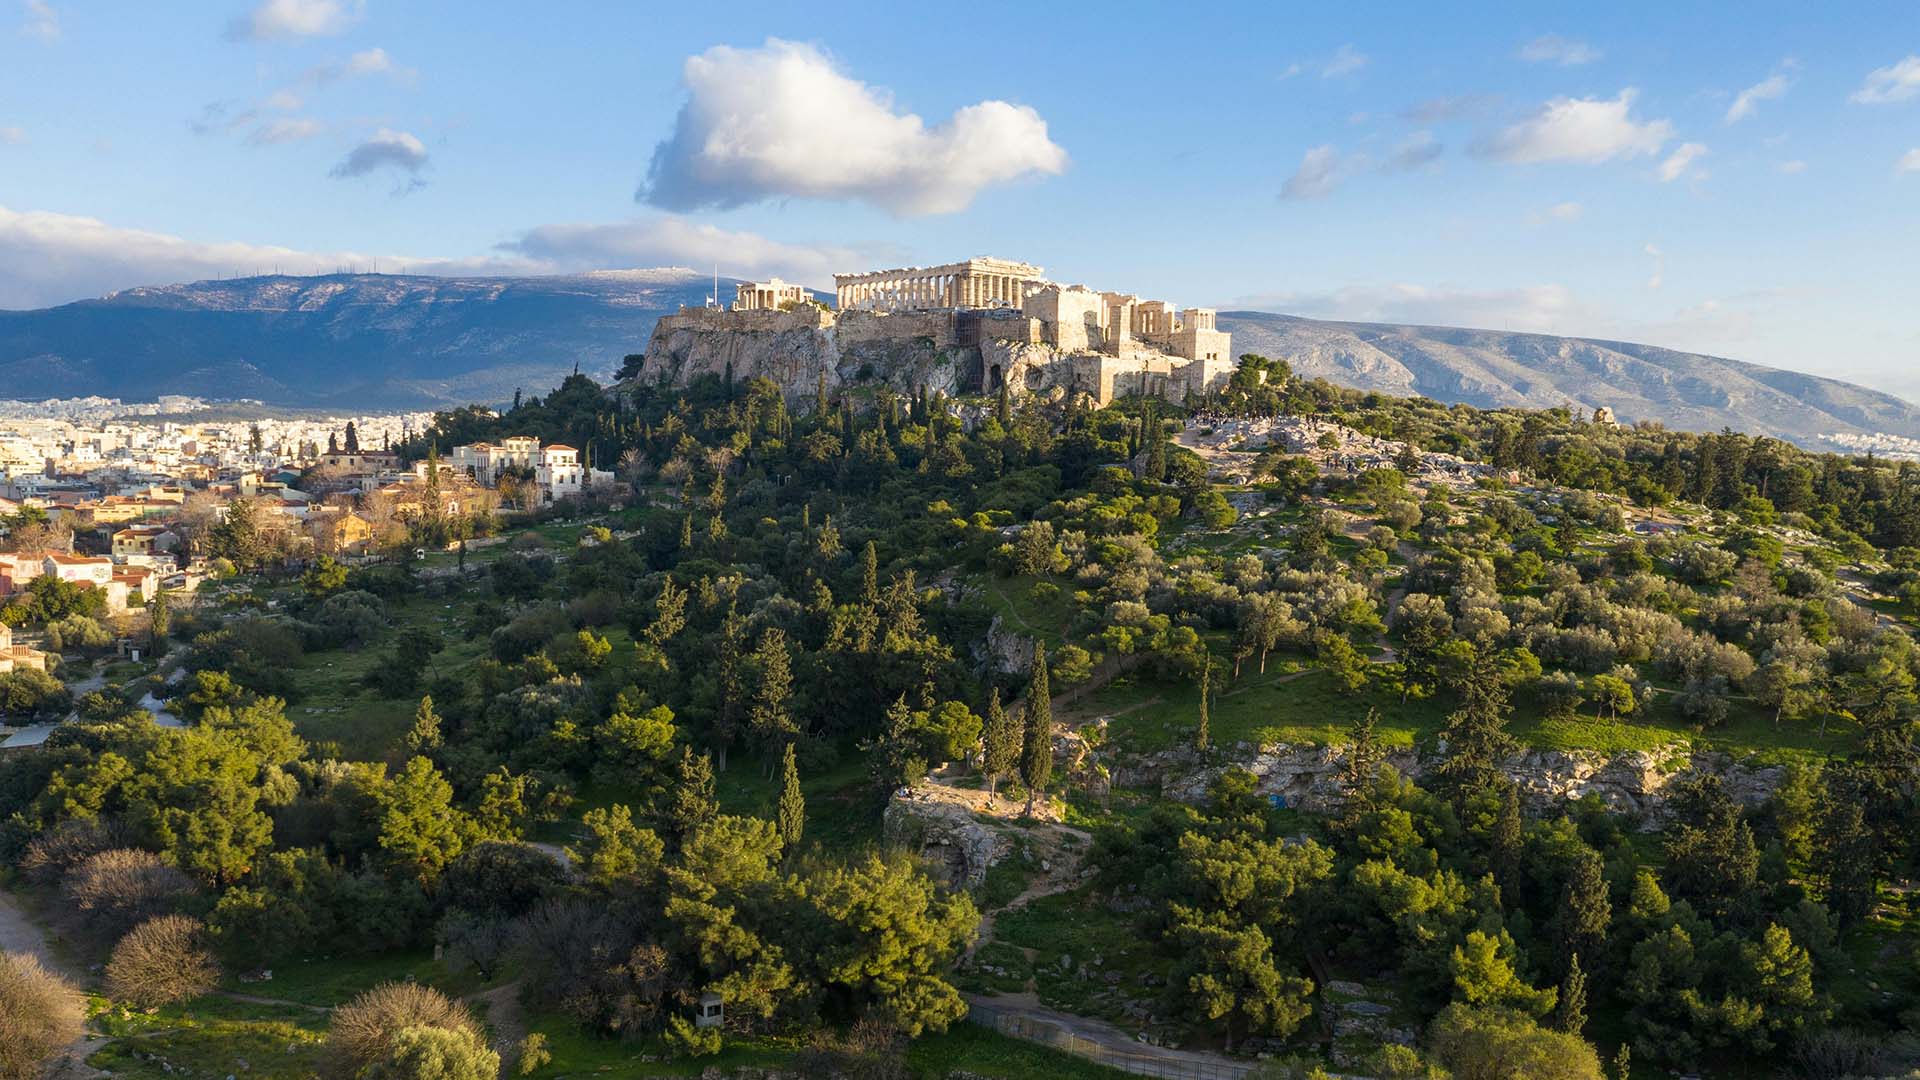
3, 1, 1918, 397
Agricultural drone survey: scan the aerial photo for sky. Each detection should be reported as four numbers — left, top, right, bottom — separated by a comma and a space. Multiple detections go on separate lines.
2, 1, 1918, 397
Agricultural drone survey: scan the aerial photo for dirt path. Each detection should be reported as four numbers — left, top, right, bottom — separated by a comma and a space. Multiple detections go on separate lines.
470, 981, 529, 1059
2, 889, 109, 1080
964, 990, 1253, 1079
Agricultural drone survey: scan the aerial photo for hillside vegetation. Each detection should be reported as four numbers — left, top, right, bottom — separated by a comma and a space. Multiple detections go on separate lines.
5, 356, 1920, 1078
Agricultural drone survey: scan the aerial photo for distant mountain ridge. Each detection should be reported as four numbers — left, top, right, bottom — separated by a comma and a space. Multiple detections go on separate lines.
0, 271, 1910, 449
0, 271, 726, 410
1217, 311, 1920, 450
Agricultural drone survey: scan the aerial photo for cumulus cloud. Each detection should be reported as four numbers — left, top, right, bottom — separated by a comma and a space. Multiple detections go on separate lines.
1233, 282, 1581, 333
498, 218, 872, 285
640, 39, 1066, 217
1475, 89, 1673, 164
20, 0, 57, 40
1322, 44, 1368, 78
329, 128, 427, 180
226, 0, 359, 41
1851, 55, 1920, 104
1281, 145, 1347, 199
1517, 34, 1600, 66
1726, 69, 1792, 123
1777, 159, 1807, 174
1899, 148, 1920, 173
0, 126, 23, 144
247, 118, 324, 145
0, 204, 865, 310
1658, 141, 1709, 182
1383, 132, 1443, 172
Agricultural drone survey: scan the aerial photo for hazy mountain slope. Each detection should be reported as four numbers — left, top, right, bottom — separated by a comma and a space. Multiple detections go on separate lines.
1218, 311, 1920, 449
0, 271, 724, 409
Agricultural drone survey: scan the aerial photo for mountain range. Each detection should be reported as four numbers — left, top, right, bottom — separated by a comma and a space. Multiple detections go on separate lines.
1, 270, 1912, 450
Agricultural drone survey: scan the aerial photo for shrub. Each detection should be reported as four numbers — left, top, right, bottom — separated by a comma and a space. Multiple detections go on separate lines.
0, 951, 86, 1080
329, 982, 480, 1070
515, 1033, 551, 1077
662, 1015, 721, 1059
20, 818, 129, 886
362, 1025, 499, 1080
61, 848, 198, 946
105, 915, 219, 1007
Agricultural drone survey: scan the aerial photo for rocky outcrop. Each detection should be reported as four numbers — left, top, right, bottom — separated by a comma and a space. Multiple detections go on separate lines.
1133, 739, 1783, 823
635, 306, 972, 407
976, 614, 1034, 676
883, 788, 1010, 889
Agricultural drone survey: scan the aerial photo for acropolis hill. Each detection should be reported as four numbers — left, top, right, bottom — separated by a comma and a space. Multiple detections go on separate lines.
631, 257, 1233, 408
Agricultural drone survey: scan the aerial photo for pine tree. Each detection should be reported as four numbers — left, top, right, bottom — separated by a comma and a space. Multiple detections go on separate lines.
1556, 849, 1612, 967
405, 695, 443, 753
776, 742, 804, 850
750, 627, 796, 766
1612, 1042, 1631, 1080
1194, 655, 1212, 752
1555, 953, 1588, 1034
667, 747, 717, 842
869, 695, 924, 793
982, 686, 1016, 798
1021, 641, 1053, 816
1435, 649, 1517, 796
148, 586, 171, 657
861, 540, 880, 606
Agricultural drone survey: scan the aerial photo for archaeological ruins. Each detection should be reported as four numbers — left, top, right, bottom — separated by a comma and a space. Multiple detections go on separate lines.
643, 257, 1234, 407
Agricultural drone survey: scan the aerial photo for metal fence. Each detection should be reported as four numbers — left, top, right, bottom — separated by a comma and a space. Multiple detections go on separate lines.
965, 1000, 1253, 1080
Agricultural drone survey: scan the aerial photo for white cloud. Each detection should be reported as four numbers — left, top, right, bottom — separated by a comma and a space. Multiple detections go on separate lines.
20, 0, 56, 40
1383, 131, 1443, 172
303, 46, 412, 86
264, 89, 304, 111
1476, 89, 1673, 164
1281, 145, 1347, 199
1658, 141, 1709, 182
247, 118, 323, 145
1777, 159, 1807, 174
1403, 95, 1496, 125
640, 38, 1066, 217
1517, 34, 1600, 66
1643, 242, 1664, 290
1726, 71, 1791, 123
1899, 148, 1920, 173
330, 128, 427, 179
226, 0, 359, 42
1851, 55, 1920, 104
0, 126, 23, 144
1234, 282, 1581, 333
0, 204, 862, 309
499, 218, 870, 285
1527, 201, 1584, 224
1322, 44, 1368, 78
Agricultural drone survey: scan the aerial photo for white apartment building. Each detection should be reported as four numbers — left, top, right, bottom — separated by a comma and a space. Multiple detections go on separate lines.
449, 436, 585, 504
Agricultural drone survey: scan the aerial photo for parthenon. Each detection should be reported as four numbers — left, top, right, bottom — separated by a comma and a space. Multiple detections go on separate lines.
834, 257, 1047, 312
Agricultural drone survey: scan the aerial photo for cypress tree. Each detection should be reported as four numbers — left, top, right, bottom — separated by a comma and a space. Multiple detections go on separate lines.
1555, 953, 1588, 1034
777, 742, 805, 850
1021, 641, 1053, 816
1195, 655, 1212, 752
981, 686, 1016, 798
405, 695, 443, 753
1435, 649, 1517, 797
996, 381, 1011, 427
1556, 849, 1612, 967
861, 540, 880, 606
667, 747, 718, 842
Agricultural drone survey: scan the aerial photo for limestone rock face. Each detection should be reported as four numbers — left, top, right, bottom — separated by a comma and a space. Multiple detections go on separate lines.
883, 787, 1009, 889
635, 306, 970, 407
1132, 739, 1782, 823
976, 614, 1034, 676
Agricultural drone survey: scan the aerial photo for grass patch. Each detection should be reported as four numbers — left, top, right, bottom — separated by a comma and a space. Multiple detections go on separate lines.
224, 950, 468, 1007
519, 1012, 796, 1078
979, 573, 1076, 643
89, 998, 327, 1080
907, 1022, 1133, 1079
988, 886, 1166, 1026
1084, 663, 1446, 754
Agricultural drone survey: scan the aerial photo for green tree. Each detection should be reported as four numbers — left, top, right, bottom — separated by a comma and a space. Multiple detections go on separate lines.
1428, 1004, 1602, 1080
1555, 954, 1587, 1034
1451, 930, 1557, 1019
802, 851, 979, 1035
405, 695, 443, 754
666, 747, 718, 843
302, 554, 348, 598
1195, 654, 1212, 752
567, 804, 665, 886
148, 586, 171, 657
378, 756, 474, 884
1436, 650, 1517, 797
365, 1025, 500, 1080
1020, 641, 1052, 816
776, 742, 805, 850
749, 627, 796, 761
1170, 916, 1315, 1050
980, 687, 1016, 798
